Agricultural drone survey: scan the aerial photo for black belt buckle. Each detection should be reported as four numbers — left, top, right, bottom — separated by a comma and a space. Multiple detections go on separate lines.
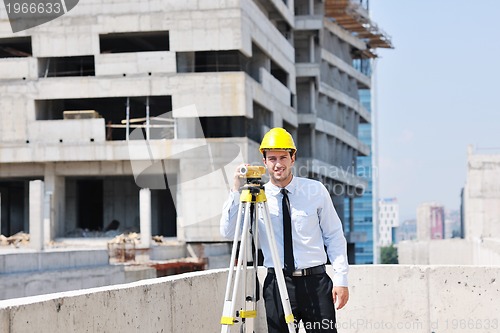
292, 269, 306, 277
291, 265, 325, 277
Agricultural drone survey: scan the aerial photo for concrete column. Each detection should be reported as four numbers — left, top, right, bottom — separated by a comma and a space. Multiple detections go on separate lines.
29, 180, 44, 251
310, 124, 316, 157
273, 112, 283, 128
140, 188, 151, 248
176, 118, 204, 139
309, 80, 315, 113
43, 192, 52, 245
309, 34, 315, 62
44, 163, 65, 241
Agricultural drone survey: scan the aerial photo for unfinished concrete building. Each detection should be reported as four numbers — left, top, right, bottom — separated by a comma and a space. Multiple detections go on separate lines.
0, 0, 391, 257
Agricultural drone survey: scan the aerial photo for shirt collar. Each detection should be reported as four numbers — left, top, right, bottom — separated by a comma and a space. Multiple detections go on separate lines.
265, 175, 297, 196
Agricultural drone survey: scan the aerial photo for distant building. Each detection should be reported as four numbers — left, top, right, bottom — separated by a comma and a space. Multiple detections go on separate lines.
444, 209, 461, 238
396, 219, 416, 242
344, 89, 375, 264
378, 198, 399, 246
417, 203, 444, 240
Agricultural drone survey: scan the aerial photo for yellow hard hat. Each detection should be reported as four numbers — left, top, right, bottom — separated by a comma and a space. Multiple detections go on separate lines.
259, 127, 297, 154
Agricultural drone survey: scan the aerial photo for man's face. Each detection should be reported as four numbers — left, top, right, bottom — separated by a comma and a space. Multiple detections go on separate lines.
263, 150, 295, 186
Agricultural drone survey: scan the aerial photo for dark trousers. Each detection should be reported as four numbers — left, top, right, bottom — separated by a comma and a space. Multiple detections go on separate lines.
263, 272, 337, 333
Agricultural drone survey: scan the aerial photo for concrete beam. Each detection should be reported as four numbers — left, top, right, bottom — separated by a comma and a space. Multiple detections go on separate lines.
294, 15, 323, 30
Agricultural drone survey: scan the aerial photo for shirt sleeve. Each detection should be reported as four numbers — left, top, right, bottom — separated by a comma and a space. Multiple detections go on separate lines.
220, 190, 241, 239
318, 184, 349, 287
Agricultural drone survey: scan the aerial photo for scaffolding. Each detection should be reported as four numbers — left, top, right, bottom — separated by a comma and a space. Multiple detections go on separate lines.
105, 97, 177, 141
325, 0, 393, 52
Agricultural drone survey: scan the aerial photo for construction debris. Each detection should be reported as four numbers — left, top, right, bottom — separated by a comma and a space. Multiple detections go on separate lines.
152, 235, 164, 243
0, 232, 30, 247
151, 257, 207, 277
107, 233, 139, 263
108, 232, 141, 245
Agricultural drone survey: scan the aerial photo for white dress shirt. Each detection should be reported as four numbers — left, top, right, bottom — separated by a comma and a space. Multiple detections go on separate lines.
220, 175, 349, 287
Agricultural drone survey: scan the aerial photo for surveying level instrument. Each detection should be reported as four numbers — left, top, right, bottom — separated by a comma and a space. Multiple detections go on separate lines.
220, 165, 295, 333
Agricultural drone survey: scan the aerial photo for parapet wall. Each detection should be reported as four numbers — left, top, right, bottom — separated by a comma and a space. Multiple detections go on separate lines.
398, 238, 500, 265
1, 265, 499, 333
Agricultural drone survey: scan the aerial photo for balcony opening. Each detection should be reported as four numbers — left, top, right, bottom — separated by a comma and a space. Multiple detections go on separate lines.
0, 179, 32, 237
295, 0, 310, 15
64, 177, 177, 238
199, 117, 246, 138
99, 31, 169, 53
248, 44, 268, 82
271, 60, 288, 87
38, 56, 95, 77
77, 179, 104, 231
177, 50, 250, 73
248, 103, 272, 143
298, 124, 312, 158
152, 188, 177, 237
0, 37, 32, 58
252, 0, 292, 41
35, 96, 173, 141
197, 106, 271, 144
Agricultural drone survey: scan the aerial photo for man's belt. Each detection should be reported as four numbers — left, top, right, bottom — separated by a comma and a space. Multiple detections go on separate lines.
267, 264, 326, 277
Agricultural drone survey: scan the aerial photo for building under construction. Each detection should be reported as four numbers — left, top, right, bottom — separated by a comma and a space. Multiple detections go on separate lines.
0, 0, 391, 273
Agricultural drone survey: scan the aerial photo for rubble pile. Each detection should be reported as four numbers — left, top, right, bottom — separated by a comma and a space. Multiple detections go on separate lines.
152, 235, 163, 243
107, 232, 141, 245
0, 232, 30, 247
107, 233, 172, 245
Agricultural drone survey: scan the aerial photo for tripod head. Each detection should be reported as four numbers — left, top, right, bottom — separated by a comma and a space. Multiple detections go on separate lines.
238, 165, 266, 193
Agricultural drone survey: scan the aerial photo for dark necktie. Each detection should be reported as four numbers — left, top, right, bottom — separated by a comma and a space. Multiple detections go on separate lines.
281, 188, 295, 273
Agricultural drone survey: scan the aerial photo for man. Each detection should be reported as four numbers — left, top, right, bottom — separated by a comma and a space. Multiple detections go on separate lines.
220, 127, 349, 333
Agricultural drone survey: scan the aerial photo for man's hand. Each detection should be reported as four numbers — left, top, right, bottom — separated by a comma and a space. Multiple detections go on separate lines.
232, 164, 248, 192
332, 286, 349, 310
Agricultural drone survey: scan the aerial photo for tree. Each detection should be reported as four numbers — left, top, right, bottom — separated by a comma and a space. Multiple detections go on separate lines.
380, 244, 398, 264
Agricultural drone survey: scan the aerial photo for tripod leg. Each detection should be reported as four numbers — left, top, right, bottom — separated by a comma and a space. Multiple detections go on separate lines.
241, 226, 254, 333
222, 201, 244, 307
261, 202, 296, 333
242, 203, 259, 333
221, 201, 245, 332
221, 202, 252, 333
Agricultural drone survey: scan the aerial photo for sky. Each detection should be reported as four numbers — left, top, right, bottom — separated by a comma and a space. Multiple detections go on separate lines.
369, 1, 500, 220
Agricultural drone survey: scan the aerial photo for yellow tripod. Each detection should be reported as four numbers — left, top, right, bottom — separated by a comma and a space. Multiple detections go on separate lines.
220, 166, 295, 333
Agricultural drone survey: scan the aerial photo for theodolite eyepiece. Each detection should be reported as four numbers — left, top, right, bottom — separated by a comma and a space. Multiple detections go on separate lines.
239, 165, 266, 179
